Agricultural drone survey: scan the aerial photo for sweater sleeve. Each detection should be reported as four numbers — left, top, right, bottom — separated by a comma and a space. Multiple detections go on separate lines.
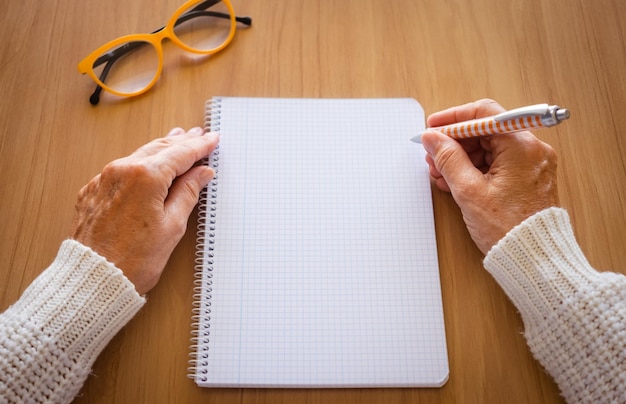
484, 207, 626, 403
0, 239, 146, 404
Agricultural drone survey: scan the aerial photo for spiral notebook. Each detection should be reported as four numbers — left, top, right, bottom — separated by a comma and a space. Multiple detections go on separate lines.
189, 97, 448, 388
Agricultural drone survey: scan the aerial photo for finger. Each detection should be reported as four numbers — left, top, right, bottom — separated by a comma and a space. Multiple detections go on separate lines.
421, 131, 483, 194
425, 154, 442, 179
165, 165, 215, 225
132, 127, 206, 159
146, 132, 219, 181
426, 99, 505, 128
433, 177, 452, 193
425, 154, 453, 192
422, 127, 500, 174
466, 147, 492, 173
166, 127, 186, 137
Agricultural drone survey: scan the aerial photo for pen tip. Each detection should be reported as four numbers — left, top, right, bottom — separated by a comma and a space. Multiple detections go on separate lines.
410, 134, 423, 144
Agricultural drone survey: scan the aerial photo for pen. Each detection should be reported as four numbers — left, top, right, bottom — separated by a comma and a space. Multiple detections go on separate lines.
411, 103, 570, 143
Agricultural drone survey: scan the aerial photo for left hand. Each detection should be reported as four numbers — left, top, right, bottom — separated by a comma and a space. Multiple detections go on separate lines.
71, 127, 219, 294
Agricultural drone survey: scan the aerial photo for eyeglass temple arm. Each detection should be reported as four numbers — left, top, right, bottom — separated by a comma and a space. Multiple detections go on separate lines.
174, 11, 251, 28
189, 0, 252, 25
88, 10, 252, 105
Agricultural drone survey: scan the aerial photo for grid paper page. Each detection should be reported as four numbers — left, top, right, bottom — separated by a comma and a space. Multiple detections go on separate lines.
194, 97, 448, 387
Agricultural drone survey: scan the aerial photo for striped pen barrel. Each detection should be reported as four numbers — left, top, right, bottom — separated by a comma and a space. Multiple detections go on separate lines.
411, 104, 570, 143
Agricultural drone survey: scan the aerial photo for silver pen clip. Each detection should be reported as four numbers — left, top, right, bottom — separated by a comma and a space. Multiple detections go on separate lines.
494, 104, 570, 127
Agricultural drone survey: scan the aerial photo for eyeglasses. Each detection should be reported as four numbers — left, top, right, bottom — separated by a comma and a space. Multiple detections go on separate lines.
78, 0, 251, 105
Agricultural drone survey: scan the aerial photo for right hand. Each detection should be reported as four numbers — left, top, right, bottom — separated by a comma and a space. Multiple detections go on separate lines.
421, 99, 560, 255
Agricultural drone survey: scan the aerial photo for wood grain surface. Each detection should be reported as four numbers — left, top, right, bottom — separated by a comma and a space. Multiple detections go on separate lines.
1, 0, 624, 402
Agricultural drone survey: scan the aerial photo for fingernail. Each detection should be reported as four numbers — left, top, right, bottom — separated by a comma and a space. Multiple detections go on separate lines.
200, 167, 215, 185
420, 131, 441, 155
188, 127, 204, 136
166, 127, 185, 137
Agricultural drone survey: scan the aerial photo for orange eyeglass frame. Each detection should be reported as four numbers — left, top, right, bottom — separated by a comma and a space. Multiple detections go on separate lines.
78, 0, 251, 105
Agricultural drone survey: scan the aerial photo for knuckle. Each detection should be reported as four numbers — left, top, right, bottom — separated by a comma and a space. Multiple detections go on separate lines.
476, 98, 505, 115
103, 158, 151, 178
476, 97, 497, 106
75, 174, 100, 204
433, 143, 456, 173
136, 137, 174, 153
180, 178, 203, 204
76, 181, 91, 200
100, 158, 158, 191
527, 136, 558, 164
543, 141, 558, 161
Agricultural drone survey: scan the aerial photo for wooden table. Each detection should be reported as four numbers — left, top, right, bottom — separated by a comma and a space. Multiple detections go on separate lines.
1, 0, 625, 402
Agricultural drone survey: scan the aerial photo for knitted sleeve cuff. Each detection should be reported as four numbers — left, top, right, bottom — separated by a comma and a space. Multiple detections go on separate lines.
484, 208, 626, 402
483, 207, 602, 329
0, 239, 145, 402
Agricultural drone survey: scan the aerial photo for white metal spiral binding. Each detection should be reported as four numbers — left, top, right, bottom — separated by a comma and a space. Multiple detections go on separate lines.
188, 98, 222, 382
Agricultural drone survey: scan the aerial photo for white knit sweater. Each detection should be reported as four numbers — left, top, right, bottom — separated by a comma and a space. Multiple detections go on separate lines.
0, 240, 145, 403
484, 207, 626, 403
0, 208, 624, 403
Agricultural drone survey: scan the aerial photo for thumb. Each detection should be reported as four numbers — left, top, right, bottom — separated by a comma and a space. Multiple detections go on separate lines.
165, 166, 215, 223
421, 131, 481, 194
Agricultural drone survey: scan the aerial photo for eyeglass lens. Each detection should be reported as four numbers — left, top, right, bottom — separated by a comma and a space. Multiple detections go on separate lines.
174, 1, 233, 51
92, 41, 160, 95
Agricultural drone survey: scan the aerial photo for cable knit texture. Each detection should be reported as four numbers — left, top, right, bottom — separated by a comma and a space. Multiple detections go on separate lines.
484, 207, 626, 403
0, 239, 145, 404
